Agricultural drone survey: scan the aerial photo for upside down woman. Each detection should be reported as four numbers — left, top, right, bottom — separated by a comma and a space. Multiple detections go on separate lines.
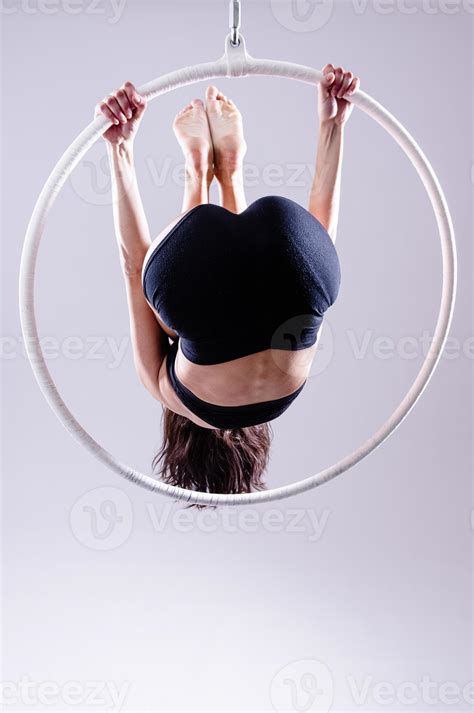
97, 65, 360, 497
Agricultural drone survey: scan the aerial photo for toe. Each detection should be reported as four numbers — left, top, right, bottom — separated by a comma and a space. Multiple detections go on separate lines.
206, 85, 219, 101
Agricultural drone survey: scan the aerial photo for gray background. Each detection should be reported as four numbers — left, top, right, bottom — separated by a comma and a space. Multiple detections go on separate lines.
2, 0, 472, 711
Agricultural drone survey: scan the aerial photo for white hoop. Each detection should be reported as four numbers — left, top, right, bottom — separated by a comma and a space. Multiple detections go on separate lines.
19, 35, 457, 506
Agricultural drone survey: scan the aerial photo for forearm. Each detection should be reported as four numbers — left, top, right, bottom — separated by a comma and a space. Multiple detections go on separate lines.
108, 142, 151, 275
308, 121, 344, 241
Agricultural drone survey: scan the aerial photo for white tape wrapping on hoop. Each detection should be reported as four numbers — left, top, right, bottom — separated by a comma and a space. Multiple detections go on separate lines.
19, 35, 457, 506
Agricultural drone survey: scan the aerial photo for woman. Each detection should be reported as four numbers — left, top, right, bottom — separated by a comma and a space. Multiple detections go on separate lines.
97, 64, 360, 496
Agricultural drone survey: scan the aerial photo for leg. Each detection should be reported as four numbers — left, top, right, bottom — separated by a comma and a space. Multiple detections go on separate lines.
173, 98, 214, 212
140, 100, 214, 342
182, 160, 212, 213
216, 164, 247, 215
205, 86, 248, 214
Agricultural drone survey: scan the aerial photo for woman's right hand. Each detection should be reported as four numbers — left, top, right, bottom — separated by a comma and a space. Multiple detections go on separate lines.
96, 81, 147, 146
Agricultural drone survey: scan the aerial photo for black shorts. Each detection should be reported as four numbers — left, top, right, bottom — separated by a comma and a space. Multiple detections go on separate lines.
142, 195, 341, 366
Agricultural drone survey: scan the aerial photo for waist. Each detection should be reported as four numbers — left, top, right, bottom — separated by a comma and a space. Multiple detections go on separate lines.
166, 339, 306, 429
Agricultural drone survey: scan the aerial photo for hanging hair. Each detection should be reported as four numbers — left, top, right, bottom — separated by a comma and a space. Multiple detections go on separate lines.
153, 408, 273, 499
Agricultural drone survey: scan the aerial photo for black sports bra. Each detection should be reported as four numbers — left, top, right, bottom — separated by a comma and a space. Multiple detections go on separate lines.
166, 339, 306, 429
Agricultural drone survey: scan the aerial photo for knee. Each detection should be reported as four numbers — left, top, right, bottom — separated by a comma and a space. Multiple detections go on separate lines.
254, 195, 294, 212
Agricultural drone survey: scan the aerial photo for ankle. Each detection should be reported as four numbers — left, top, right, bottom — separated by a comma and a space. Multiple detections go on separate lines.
185, 164, 213, 187
214, 143, 246, 180
184, 148, 212, 179
215, 164, 244, 189
185, 166, 214, 193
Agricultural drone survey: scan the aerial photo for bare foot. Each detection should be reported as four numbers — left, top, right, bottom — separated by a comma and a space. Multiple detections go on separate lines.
173, 98, 213, 179
205, 86, 247, 181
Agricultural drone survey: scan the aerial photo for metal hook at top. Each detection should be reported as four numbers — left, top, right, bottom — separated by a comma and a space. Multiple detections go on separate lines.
229, 0, 241, 46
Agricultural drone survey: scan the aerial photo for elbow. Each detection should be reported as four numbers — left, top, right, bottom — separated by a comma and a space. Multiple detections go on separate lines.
119, 244, 149, 278
121, 255, 145, 278
135, 362, 163, 401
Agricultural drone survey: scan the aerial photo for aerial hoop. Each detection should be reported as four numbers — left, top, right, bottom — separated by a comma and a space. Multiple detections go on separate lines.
19, 33, 457, 506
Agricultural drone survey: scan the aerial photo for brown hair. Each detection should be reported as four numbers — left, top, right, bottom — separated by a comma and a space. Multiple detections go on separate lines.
153, 408, 273, 497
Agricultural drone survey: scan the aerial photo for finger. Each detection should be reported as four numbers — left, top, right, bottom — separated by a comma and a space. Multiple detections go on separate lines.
346, 76, 360, 96
115, 88, 133, 119
97, 102, 120, 125
337, 71, 353, 98
320, 64, 335, 96
106, 96, 127, 124
322, 63, 335, 75
331, 66, 344, 96
131, 97, 147, 121
321, 71, 335, 87
122, 80, 144, 110
332, 66, 344, 95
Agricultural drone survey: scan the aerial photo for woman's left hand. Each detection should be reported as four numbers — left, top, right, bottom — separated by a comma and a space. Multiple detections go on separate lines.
318, 64, 360, 127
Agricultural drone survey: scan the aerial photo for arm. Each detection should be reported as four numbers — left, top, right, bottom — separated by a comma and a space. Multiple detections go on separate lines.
309, 64, 360, 242
98, 82, 168, 399
108, 140, 151, 276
